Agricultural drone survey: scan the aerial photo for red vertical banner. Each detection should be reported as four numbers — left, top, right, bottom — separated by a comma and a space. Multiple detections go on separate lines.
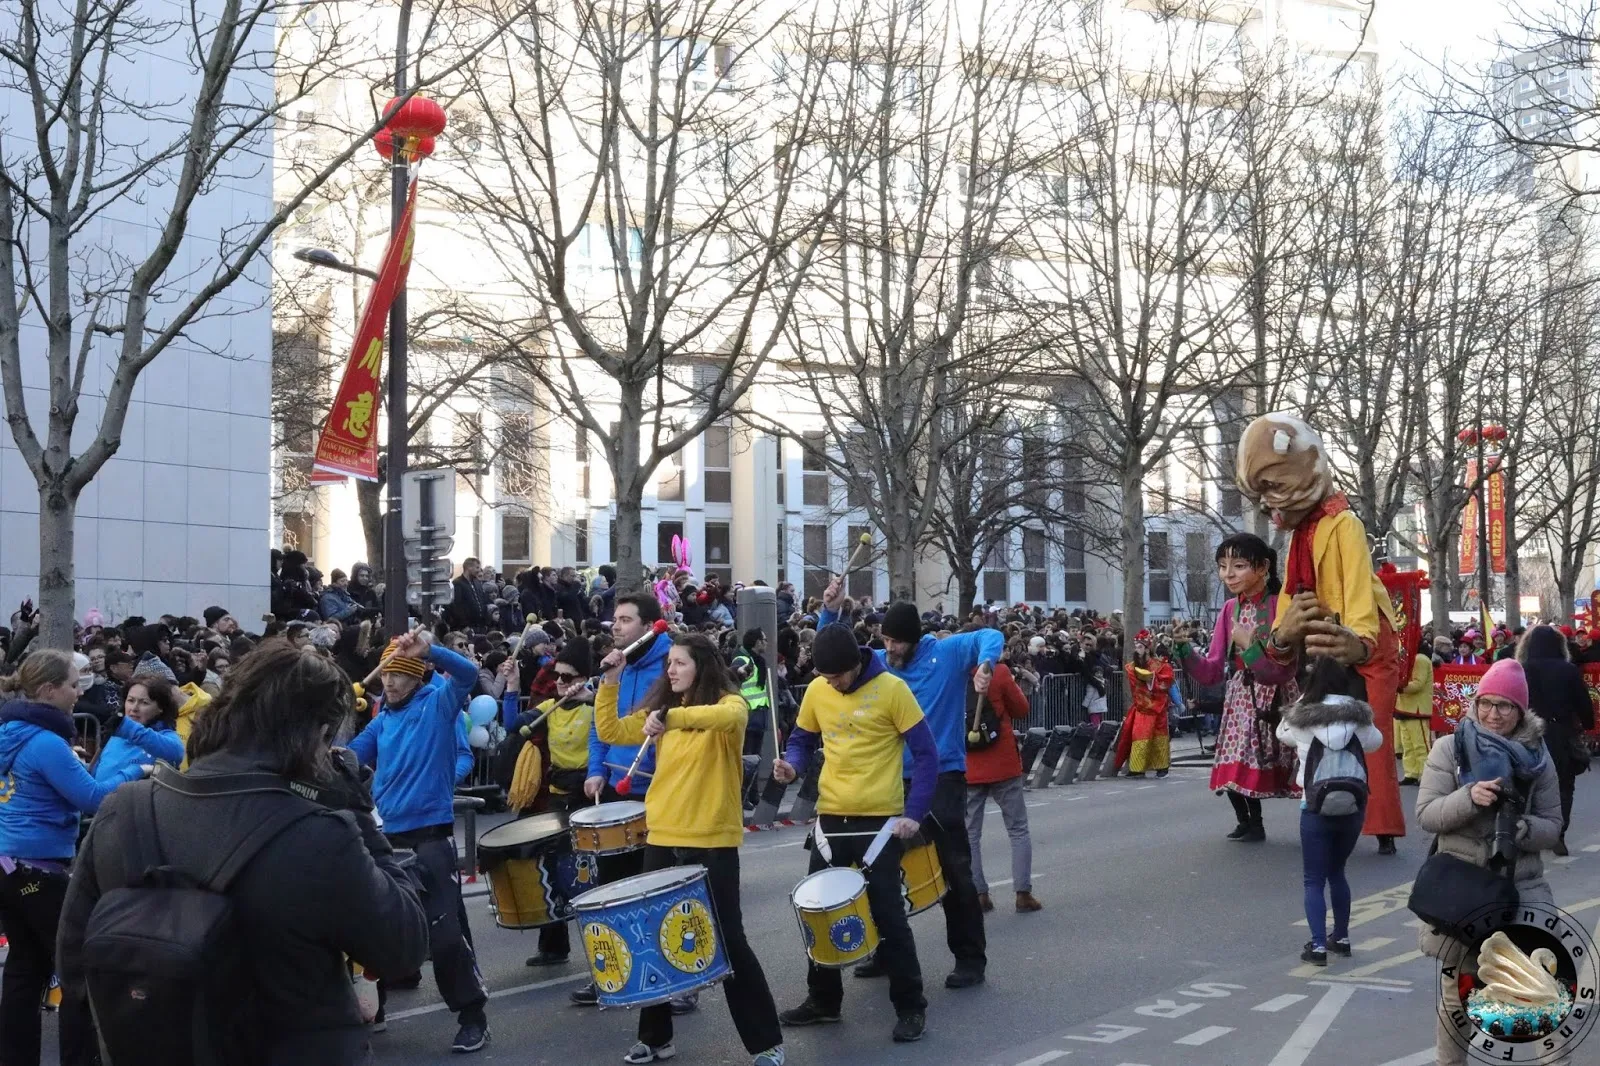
311, 178, 421, 481
1487, 458, 1507, 574
1459, 458, 1478, 576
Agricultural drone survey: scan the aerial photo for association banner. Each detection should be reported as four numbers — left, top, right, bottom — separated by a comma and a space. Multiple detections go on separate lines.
1434, 661, 1600, 738
1487, 460, 1507, 574
1458, 458, 1478, 576
311, 178, 420, 481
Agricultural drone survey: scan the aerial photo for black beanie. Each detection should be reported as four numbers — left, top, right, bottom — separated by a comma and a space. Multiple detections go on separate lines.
812, 624, 861, 676
556, 638, 593, 676
882, 601, 921, 644
202, 606, 228, 627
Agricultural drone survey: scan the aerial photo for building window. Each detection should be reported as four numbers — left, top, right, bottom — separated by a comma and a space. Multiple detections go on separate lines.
803, 523, 830, 599
501, 513, 531, 565
457, 411, 484, 471
1185, 531, 1211, 607
658, 458, 684, 502
802, 430, 828, 506
575, 518, 590, 564
704, 421, 732, 503
705, 521, 732, 586
575, 424, 591, 500
1147, 530, 1171, 605
982, 541, 1008, 605
846, 525, 873, 600
1022, 435, 1050, 508
1023, 529, 1047, 602
773, 435, 785, 505
777, 521, 787, 584
845, 432, 871, 508
657, 521, 683, 567
1063, 529, 1087, 602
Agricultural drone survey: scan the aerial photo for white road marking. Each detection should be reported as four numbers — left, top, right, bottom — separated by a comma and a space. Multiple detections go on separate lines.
1252, 993, 1308, 1012
1173, 1025, 1234, 1046
1103, 790, 1125, 795
1346, 950, 1423, 977
1064, 1024, 1144, 1044
1374, 1052, 1434, 1066
1026, 802, 1049, 808
1264, 981, 1357, 1066
1583, 844, 1600, 853
1063, 795, 1086, 801
387, 972, 589, 1020
1013, 1052, 1072, 1066
1354, 936, 1395, 951
1135, 785, 1157, 791
1551, 856, 1578, 866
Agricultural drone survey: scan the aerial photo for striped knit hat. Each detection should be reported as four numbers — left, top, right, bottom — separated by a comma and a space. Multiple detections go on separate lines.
381, 638, 427, 678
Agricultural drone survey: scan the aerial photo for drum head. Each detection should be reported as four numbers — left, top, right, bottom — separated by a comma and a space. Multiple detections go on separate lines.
480, 813, 566, 849
570, 800, 647, 828
792, 867, 866, 909
571, 865, 707, 909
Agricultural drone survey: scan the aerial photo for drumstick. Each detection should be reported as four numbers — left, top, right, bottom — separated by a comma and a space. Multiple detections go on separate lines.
862, 819, 896, 868
509, 613, 540, 656
360, 625, 427, 688
838, 531, 874, 582
615, 734, 655, 796
591, 619, 672, 684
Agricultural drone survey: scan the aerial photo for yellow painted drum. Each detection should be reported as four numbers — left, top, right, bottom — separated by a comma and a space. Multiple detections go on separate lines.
477, 813, 578, 930
569, 800, 648, 855
899, 835, 946, 916
791, 866, 878, 968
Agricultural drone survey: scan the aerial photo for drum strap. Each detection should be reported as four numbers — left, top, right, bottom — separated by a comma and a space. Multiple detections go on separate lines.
811, 819, 896, 868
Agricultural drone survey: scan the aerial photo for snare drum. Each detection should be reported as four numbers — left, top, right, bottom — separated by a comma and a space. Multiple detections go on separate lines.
899, 835, 946, 915
478, 813, 576, 930
571, 865, 730, 1008
791, 866, 878, 968
569, 800, 648, 855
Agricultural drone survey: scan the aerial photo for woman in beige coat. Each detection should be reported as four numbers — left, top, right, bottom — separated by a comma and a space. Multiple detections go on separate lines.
1415, 658, 1563, 1066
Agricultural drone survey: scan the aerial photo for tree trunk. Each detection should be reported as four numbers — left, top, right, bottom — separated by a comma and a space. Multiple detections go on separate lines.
611, 387, 646, 595
37, 478, 78, 648
955, 565, 978, 619
1120, 458, 1146, 640
1429, 542, 1453, 631
887, 538, 918, 606
357, 478, 385, 572
1556, 566, 1579, 628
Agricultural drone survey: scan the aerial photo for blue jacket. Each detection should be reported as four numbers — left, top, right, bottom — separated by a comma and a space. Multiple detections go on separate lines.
819, 608, 1004, 773
348, 644, 478, 834
0, 701, 144, 860
93, 719, 186, 787
318, 586, 360, 623
588, 633, 666, 792
455, 714, 474, 784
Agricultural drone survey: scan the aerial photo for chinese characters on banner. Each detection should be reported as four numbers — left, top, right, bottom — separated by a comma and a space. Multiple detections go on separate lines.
1487, 458, 1507, 574
1458, 458, 1478, 576
1434, 661, 1600, 738
311, 179, 421, 481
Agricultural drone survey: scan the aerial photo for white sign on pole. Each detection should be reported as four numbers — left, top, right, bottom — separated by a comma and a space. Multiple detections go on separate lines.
402, 469, 456, 540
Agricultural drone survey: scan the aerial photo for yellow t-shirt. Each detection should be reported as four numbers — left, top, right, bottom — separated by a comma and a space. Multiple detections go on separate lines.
539, 697, 594, 778
594, 684, 748, 849
1272, 509, 1397, 643
797, 671, 924, 817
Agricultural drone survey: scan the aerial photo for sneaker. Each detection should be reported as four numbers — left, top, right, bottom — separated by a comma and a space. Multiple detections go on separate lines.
1127, 771, 1146, 779
945, 965, 985, 989
753, 1046, 786, 1066
977, 892, 994, 913
623, 1041, 676, 1063
570, 983, 600, 1007
451, 1020, 489, 1053
1155, 769, 1169, 778
1301, 942, 1327, 967
525, 951, 568, 967
1329, 938, 1352, 957
853, 956, 885, 979
668, 991, 698, 1015
1398, 777, 1420, 787
779, 999, 842, 1026
1015, 891, 1042, 913
371, 1008, 387, 1034
892, 1011, 926, 1042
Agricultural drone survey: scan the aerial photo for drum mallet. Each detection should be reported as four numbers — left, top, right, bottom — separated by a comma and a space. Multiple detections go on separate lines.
616, 734, 655, 796
839, 531, 873, 583
360, 625, 428, 689
509, 613, 541, 656
591, 619, 672, 686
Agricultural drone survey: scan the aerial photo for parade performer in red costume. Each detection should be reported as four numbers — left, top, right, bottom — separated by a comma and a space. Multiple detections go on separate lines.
1115, 632, 1172, 778
1235, 413, 1406, 854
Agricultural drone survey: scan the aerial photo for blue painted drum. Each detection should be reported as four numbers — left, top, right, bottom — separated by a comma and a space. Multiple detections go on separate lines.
570, 865, 731, 1008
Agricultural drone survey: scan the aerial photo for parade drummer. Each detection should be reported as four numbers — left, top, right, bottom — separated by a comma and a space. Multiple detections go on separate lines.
593, 633, 784, 1066
771, 623, 938, 1044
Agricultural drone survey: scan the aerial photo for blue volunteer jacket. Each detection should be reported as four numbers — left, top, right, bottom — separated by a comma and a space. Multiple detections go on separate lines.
588, 633, 666, 792
93, 718, 186, 787
0, 701, 144, 860
349, 644, 478, 834
818, 608, 1004, 774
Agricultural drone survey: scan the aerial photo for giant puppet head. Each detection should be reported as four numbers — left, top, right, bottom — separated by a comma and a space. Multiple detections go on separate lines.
1235, 413, 1335, 531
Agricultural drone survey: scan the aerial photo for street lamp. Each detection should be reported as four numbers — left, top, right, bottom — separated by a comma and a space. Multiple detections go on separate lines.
293, 246, 380, 282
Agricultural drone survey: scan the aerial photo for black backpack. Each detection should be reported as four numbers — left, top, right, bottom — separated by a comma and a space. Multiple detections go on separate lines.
81, 768, 319, 1066
965, 686, 1003, 751
1302, 732, 1370, 816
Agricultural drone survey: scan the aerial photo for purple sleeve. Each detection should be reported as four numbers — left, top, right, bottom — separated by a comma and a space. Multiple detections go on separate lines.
902, 719, 937, 823
784, 726, 821, 778
1182, 601, 1232, 686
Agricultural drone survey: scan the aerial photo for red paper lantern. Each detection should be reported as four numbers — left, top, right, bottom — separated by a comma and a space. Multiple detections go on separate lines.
376, 95, 448, 163
1481, 424, 1508, 442
374, 130, 436, 161
1456, 428, 1479, 445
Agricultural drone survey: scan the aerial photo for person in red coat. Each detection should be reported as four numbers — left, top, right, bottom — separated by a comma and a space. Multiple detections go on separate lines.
962, 663, 1042, 913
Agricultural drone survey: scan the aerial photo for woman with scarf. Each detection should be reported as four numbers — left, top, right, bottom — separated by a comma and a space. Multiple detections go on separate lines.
1176, 534, 1300, 843
1415, 658, 1562, 1066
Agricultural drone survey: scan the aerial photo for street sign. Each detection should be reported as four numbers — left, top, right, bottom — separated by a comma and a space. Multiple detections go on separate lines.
402, 469, 456, 540
407, 583, 453, 607
406, 561, 452, 584
404, 537, 454, 562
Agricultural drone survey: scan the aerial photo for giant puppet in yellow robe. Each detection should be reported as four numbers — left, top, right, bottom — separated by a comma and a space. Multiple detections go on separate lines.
1235, 413, 1406, 845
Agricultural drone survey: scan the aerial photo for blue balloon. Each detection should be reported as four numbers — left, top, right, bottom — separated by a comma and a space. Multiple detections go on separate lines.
468, 694, 498, 727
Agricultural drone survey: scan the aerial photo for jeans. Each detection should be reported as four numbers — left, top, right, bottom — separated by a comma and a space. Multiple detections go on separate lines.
911, 771, 987, 971
636, 846, 781, 1053
0, 863, 96, 1066
380, 829, 487, 1019
1299, 807, 1364, 948
806, 816, 926, 1015
965, 776, 1032, 894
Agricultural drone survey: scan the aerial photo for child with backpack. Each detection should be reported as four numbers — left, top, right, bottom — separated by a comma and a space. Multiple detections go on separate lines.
1275, 657, 1384, 965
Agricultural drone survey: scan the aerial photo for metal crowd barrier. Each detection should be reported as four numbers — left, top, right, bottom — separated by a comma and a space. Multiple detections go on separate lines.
1025, 672, 1133, 730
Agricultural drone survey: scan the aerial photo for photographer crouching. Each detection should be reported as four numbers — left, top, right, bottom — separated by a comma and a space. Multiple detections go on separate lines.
57, 638, 429, 1066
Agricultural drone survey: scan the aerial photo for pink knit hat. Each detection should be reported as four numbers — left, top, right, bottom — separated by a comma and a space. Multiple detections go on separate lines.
1476, 659, 1529, 715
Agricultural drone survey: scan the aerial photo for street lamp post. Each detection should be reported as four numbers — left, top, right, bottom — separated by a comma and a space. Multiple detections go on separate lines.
383, 0, 415, 635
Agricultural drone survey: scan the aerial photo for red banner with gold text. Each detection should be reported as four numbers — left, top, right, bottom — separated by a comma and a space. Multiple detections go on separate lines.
1487, 460, 1507, 575
311, 179, 420, 481
1434, 661, 1600, 739
1459, 458, 1478, 576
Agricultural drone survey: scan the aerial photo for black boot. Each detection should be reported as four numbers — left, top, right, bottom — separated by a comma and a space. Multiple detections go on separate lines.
1225, 821, 1250, 840
1377, 835, 1397, 855
1239, 818, 1265, 843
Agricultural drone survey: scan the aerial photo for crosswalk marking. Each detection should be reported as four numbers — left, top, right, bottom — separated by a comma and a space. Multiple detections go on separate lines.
1173, 1025, 1234, 1046
1374, 1052, 1434, 1066
1354, 937, 1395, 951
1583, 844, 1600, 853
1346, 950, 1424, 978
1013, 1052, 1071, 1066
1252, 994, 1308, 1012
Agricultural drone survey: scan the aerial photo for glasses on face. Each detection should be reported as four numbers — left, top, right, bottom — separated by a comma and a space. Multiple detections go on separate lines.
555, 671, 583, 683
1476, 698, 1520, 717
